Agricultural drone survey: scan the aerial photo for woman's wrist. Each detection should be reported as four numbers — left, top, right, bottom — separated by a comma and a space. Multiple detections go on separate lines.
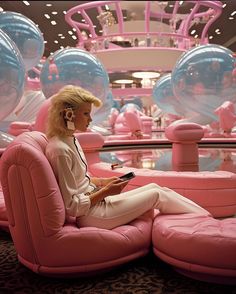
97, 178, 103, 187
89, 187, 107, 206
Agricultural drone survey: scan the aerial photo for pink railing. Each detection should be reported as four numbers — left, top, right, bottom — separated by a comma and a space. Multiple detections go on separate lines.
65, 1, 223, 51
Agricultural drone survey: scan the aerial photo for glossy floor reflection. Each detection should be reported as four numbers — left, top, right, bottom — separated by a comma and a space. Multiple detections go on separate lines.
100, 147, 236, 174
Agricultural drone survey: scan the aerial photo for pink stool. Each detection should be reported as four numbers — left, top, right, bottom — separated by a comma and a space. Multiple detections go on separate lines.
165, 122, 204, 171
152, 213, 236, 285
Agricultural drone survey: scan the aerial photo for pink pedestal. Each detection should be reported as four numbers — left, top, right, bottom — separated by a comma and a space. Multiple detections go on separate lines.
165, 123, 204, 171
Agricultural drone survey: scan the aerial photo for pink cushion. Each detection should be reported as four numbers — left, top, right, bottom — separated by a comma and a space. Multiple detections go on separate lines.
8, 122, 32, 136
152, 213, 236, 284
165, 122, 204, 142
0, 131, 153, 276
9, 121, 32, 129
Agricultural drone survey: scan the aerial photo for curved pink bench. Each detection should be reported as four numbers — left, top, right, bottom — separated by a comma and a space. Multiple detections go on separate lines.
78, 132, 236, 218
90, 162, 236, 218
152, 213, 236, 284
0, 131, 153, 277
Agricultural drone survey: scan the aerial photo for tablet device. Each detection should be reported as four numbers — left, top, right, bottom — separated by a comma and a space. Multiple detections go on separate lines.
119, 172, 135, 181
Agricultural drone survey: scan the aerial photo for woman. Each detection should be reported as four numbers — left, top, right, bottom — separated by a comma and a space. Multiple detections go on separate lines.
46, 85, 210, 229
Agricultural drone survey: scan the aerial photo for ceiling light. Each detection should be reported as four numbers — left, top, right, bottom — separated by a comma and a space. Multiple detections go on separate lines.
222, 3, 227, 8
68, 31, 73, 35
231, 11, 236, 16
63, 11, 67, 15
44, 14, 50, 19
51, 20, 57, 25
46, 3, 52, 7
209, 36, 213, 39
191, 30, 196, 35
72, 35, 77, 40
23, 1, 30, 6
229, 17, 234, 20
132, 72, 160, 79
114, 79, 133, 84
54, 40, 58, 44
51, 11, 58, 15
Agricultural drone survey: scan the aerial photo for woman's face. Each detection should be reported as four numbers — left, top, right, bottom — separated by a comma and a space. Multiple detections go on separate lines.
74, 102, 92, 132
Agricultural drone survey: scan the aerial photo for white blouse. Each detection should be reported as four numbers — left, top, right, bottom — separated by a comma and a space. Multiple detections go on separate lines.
46, 136, 96, 218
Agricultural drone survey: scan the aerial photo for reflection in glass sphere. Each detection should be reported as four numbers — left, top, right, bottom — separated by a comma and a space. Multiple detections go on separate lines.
40, 48, 111, 125
153, 74, 186, 116
0, 29, 25, 121
0, 11, 44, 70
172, 44, 235, 125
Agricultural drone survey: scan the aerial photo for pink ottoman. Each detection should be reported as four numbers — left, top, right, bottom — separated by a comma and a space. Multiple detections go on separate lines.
152, 213, 236, 285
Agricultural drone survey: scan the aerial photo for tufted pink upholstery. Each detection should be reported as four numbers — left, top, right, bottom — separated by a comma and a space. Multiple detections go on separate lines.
0, 131, 153, 277
152, 213, 236, 284
0, 183, 8, 231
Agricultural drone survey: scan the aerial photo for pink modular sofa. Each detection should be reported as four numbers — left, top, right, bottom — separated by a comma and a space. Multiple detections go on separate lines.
0, 131, 235, 283
0, 131, 153, 277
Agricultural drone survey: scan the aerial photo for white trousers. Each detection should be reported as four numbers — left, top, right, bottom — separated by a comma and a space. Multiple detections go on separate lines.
76, 183, 210, 229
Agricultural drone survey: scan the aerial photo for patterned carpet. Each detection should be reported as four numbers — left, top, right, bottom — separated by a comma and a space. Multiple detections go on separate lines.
0, 230, 235, 294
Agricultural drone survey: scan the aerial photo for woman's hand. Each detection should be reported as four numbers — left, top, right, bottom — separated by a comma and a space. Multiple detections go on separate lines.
101, 176, 119, 186
89, 178, 129, 206
91, 176, 119, 187
103, 178, 129, 196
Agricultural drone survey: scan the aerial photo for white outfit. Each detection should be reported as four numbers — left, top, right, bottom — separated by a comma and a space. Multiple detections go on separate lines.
46, 136, 210, 229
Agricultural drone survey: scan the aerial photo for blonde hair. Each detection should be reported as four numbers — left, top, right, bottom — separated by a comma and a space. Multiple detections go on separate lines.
46, 85, 102, 138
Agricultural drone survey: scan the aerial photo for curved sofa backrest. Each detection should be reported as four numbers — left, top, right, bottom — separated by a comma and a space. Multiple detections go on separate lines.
0, 131, 65, 261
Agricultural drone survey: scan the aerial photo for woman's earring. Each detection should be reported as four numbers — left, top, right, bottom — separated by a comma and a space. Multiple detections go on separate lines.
66, 120, 75, 131
64, 108, 75, 131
